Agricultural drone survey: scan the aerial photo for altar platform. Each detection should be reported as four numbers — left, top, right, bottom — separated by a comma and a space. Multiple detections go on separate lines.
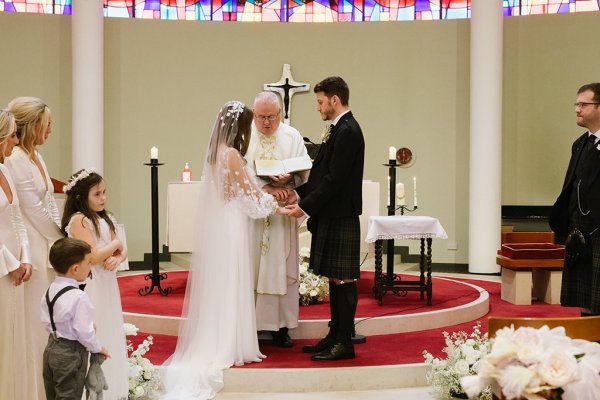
118, 265, 578, 395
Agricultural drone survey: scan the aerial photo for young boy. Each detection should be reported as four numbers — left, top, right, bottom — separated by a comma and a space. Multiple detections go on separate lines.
41, 237, 110, 400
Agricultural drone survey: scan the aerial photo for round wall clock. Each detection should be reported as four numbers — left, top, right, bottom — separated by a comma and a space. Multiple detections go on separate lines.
396, 147, 413, 166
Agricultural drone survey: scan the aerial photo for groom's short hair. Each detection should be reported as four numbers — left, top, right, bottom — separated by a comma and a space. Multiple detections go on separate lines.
578, 82, 600, 103
314, 76, 349, 106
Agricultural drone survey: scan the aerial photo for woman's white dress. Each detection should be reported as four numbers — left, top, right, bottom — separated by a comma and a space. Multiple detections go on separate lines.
66, 213, 129, 400
5, 147, 62, 399
0, 163, 31, 400
161, 147, 277, 400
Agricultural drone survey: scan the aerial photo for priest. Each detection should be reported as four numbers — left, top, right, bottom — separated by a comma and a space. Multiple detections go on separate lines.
246, 91, 310, 347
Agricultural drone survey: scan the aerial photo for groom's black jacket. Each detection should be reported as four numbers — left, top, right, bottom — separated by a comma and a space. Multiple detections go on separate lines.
296, 111, 364, 221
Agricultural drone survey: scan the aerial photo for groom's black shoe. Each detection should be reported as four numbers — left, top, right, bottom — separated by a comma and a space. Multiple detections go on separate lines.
311, 342, 355, 361
301, 337, 335, 354
271, 327, 293, 348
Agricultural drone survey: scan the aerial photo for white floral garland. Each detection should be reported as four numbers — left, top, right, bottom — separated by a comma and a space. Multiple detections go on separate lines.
423, 322, 492, 400
63, 168, 96, 193
124, 323, 161, 400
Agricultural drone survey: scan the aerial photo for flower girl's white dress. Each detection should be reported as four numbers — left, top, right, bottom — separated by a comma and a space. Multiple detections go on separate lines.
66, 213, 129, 400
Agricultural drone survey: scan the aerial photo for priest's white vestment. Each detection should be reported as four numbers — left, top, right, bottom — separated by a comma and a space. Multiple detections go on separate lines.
246, 122, 309, 331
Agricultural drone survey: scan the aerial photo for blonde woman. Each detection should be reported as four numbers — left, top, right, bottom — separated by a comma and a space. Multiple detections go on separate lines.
5, 97, 63, 399
0, 109, 33, 399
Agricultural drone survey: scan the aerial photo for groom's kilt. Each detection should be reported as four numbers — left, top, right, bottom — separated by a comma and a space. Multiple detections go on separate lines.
561, 229, 600, 313
309, 215, 360, 280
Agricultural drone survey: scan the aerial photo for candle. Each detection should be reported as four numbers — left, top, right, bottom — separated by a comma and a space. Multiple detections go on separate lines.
387, 176, 390, 207
396, 182, 405, 206
388, 146, 397, 162
413, 176, 418, 207
151, 146, 158, 160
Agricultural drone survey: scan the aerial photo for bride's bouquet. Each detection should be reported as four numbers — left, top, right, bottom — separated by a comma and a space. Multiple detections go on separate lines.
298, 247, 329, 305
460, 325, 600, 400
124, 323, 161, 400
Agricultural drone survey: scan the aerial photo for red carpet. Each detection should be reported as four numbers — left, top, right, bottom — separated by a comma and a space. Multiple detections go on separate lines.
121, 274, 579, 368
120, 271, 483, 319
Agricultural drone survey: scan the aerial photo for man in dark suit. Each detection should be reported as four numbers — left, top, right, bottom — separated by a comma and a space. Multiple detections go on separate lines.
287, 76, 364, 361
550, 82, 600, 316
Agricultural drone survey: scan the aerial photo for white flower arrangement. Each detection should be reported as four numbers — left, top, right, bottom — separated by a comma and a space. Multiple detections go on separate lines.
298, 247, 329, 306
460, 325, 600, 400
423, 322, 492, 400
125, 323, 161, 400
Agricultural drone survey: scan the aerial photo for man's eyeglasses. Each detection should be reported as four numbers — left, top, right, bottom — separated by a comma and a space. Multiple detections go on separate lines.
574, 102, 600, 109
255, 114, 279, 122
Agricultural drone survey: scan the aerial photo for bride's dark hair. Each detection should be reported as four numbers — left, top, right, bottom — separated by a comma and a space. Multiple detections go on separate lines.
207, 101, 253, 165
234, 107, 253, 157
61, 169, 116, 237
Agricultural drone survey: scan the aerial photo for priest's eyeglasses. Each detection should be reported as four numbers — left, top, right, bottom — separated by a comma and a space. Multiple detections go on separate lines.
255, 114, 279, 122
574, 102, 600, 109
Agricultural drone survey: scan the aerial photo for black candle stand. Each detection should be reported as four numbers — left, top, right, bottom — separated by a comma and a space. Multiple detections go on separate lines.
138, 159, 172, 296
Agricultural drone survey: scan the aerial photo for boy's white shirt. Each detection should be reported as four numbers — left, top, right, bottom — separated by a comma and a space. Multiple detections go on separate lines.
40, 276, 102, 353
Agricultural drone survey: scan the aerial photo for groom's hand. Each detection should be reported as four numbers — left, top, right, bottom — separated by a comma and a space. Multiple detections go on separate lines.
263, 184, 288, 202
285, 204, 305, 218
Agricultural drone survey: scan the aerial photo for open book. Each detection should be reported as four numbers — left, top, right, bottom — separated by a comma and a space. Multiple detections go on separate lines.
255, 156, 312, 176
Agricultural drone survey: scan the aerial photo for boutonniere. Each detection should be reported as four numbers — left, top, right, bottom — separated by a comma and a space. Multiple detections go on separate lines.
597, 143, 600, 151
321, 124, 332, 143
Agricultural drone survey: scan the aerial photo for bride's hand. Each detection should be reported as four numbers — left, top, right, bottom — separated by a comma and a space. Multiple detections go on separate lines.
276, 206, 292, 216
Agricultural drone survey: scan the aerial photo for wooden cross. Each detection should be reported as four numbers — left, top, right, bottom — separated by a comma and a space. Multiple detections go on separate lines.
264, 64, 310, 125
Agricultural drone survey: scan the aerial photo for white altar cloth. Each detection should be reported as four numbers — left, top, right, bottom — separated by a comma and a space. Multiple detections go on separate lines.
366, 215, 448, 242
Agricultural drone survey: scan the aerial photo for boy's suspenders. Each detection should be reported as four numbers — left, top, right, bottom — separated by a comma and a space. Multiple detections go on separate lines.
45, 286, 78, 333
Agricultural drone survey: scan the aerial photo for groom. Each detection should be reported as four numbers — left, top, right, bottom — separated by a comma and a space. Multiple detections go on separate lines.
287, 76, 365, 361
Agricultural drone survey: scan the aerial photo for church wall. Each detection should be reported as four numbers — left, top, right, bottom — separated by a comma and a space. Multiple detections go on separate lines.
0, 12, 598, 265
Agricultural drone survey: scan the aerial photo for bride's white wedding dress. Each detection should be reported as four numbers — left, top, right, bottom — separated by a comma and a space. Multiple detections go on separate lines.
161, 102, 278, 400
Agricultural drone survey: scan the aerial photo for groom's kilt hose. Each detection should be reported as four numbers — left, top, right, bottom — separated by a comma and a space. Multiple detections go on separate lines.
309, 215, 360, 280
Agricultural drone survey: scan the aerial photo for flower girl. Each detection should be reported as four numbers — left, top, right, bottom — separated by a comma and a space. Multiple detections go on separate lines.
61, 169, 129, 400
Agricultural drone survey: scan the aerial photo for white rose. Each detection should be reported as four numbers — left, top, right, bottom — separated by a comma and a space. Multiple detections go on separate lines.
454, 359, 470, 376
536, 350, 578, 387
143, 371, 153, 380
299, 284, 308, 295
128, 365, 142, 378
299, 264, 308, 274
134, 385, 145, 396
465, 351, 481, 366
309, 289, 318, 297
299, 247, 311, 258
124, 323, 139, 336
143, 363, 155, 372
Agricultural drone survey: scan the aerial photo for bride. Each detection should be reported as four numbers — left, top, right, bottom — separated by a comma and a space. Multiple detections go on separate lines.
161, 101, 289, 399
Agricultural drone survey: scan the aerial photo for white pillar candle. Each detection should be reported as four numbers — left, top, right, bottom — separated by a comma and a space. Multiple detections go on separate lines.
151, 146, 158, 160
413, 176, 418, 207
388, 146, 397, 162
396, 182, 405, 205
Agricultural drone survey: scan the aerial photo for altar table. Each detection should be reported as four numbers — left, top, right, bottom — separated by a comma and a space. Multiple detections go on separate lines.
366, 216, 447, 306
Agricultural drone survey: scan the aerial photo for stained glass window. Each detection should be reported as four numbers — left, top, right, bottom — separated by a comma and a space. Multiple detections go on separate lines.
0, 0, 599, 21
